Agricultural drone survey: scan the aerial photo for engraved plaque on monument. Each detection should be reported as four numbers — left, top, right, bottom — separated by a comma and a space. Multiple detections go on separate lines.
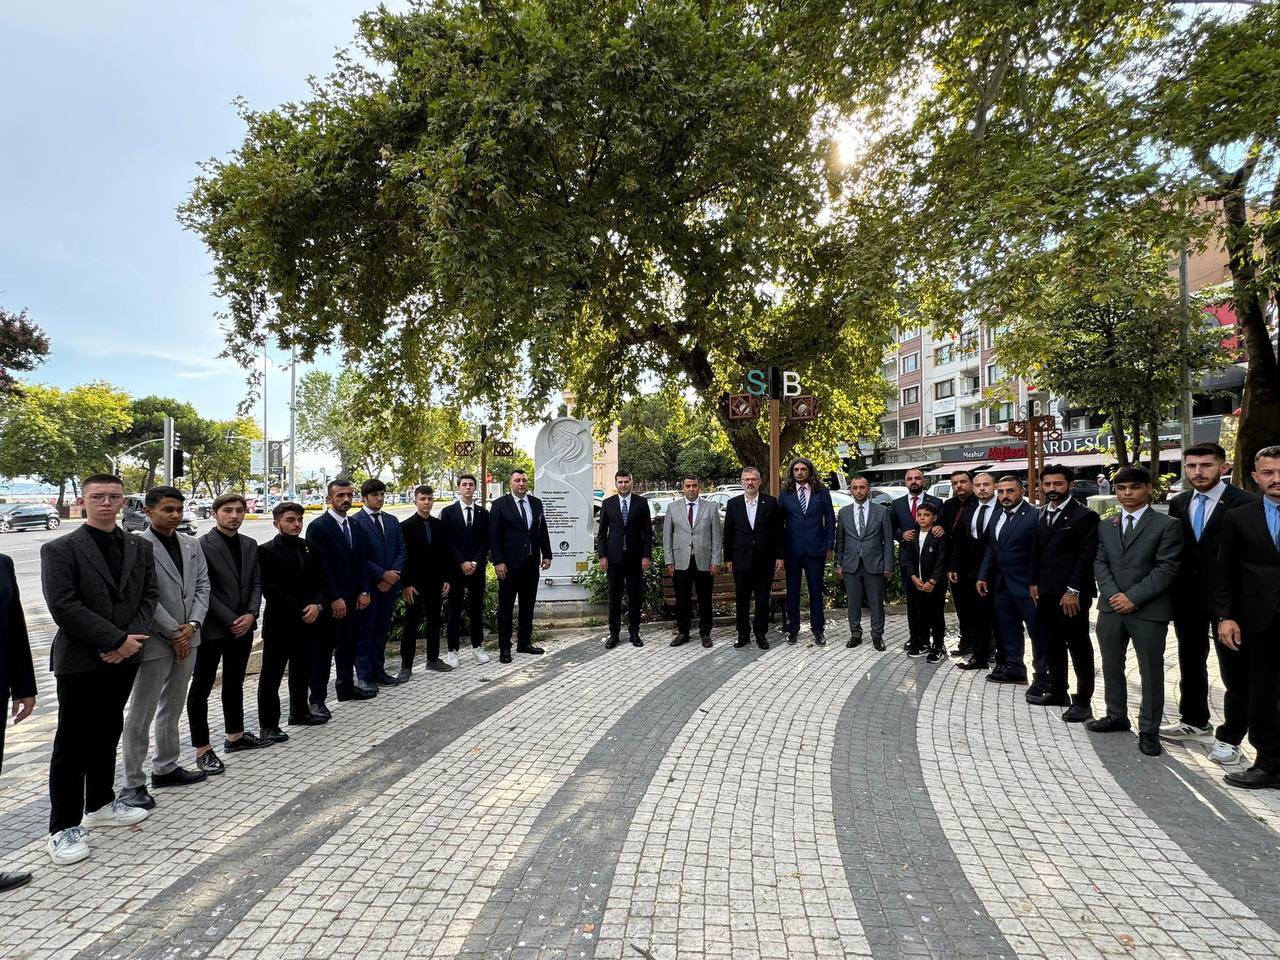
533, 416, 593, 600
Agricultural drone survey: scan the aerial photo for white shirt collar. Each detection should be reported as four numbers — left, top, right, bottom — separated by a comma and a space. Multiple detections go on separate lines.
1122, 504, 1149, 524
363, 505, 379, 517
327, 508, 348, 525
1194, 480, 1227, 505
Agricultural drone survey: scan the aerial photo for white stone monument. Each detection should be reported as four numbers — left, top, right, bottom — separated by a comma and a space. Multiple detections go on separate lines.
534, 416, 594, 600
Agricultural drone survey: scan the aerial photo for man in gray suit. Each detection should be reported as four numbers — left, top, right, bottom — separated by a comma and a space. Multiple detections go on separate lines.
836, 476, 894, 651
1087, 466, 1183, 756
663, 475, 723, 648
120, 487, 211, 810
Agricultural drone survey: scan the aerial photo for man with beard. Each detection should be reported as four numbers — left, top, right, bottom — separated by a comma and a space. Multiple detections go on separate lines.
890, 468, 944, 650
941, 470, 974, 657
778, 458, 834, 645
949, 472, 1000, 671
977, 476, 1038, 685
723, 466, 783, 650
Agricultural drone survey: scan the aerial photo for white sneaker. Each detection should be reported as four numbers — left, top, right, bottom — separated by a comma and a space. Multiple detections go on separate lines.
47, 826, 90, 865
83, 798, 150, 827
1158, 722, 1213, 743
472, 647, 491, 664
444, 651, 460, 669
1209, 740, 1246, 765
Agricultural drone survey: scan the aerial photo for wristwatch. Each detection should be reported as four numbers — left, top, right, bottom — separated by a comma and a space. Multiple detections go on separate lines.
187, 620, 201, 630
1065, 587, 1080, 596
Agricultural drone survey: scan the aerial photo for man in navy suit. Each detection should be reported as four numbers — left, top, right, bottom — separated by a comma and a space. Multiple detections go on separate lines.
778, 457, 835, 644
977, 475, 1038, 685
440, 474, 489, 667
489, 469, 553, 663
305, 479, 374, 709
595, 470, 653, 649
351, 478, 407, 687
1, 550, 36, 890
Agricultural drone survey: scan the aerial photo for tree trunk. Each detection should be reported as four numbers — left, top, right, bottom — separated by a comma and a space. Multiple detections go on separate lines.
1147, 413, 1160, 482
56, 480, 66, 510
1110, 404, 1129, 467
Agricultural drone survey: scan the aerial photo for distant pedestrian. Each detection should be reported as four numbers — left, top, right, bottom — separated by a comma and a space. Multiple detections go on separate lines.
1097, 474, 1111, 496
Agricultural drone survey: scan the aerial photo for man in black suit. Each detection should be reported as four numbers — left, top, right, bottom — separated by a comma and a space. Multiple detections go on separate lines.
400, 484, 453, 677
940, 469, 974, 657
41, 473, 157, 866
440, 474, 489, 667
1029, 464, 1100, 721
901, 501, 949, 662
948, 472, 999, 670
723, 465, 783, 651
888, 468, 945, 544
1162, 443, 1256, 759
596, 470, 653, 649
1, 548, 36, 889
489, 469, 553, 663
1217, 446, 1280, 789
257, 501, 326, 737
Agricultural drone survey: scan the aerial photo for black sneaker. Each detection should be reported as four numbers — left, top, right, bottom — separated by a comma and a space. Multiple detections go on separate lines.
151, 766, 207, 788
906, 644, 927, 659
118, 785, 156, 810
926, 647, 944, 664
426, 659, 453, 673
225, 731, 271, 751
196, 750, 226, 775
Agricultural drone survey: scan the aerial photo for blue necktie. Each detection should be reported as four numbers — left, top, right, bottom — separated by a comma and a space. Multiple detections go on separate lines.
621, 497, 629, 525
1192, 493, 1207, 541
799, 487, 808, 513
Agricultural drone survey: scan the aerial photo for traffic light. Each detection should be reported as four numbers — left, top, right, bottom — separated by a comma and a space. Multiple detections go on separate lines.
172, 449, 185, 478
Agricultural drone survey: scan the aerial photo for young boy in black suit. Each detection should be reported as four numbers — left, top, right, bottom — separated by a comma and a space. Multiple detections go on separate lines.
902, 501, 949, 663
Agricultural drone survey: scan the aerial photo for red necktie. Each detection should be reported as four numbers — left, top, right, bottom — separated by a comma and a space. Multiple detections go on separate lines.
910, 496, 918, 520
688, 502, 694, 527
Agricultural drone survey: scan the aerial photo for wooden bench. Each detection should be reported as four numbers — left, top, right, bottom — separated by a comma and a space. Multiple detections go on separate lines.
660, 565, 787, 614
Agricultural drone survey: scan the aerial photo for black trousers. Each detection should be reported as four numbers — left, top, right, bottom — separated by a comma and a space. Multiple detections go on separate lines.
953, 575, 996, 664
905, 581, 946, 649
1244, 617, 1280, 770
403, 581, 445, 666
258, 622, 317, 727
950, 575, 977, 653
497, 560, 540, 654
187, 633, 253, 747
674, 558, 714, 639
311, 609, 361, 704
607, 555, 645, 639
1216, 637, 1251, 746
49, 664, 138, 833
1173, 605, 1214, 729
1038, 594, 1096, 703
733, 564, 773, 641
447, 568, 487, 651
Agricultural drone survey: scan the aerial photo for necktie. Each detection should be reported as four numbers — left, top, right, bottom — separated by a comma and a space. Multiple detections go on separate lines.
341, 518, 351, 546
425, 519, 432, 544
621, 497, 629, 525
1192, 493, 1207, 541
999, 509, 1013, 540
373, 512, 385, 541
976, 503, 988, 536
1046, 508, 1057, 528
799, 487, 808, 513
465, 505, 472, 528
857, 503, 865, 535
910, 496, 918, 520
688, 501, 695, 528
1123, 513, 1135, 543
518, 499, 529, 527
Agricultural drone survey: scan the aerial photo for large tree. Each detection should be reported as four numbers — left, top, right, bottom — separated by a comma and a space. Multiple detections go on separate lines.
112, 395, 205, 491
0, 308, 50, 396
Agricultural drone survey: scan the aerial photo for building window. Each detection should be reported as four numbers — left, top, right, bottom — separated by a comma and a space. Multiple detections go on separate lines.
958, 333, 979, 356
933, 344, 953, 366
961, 375, 981, 396
934, 415, 956, 434
934, 379, 954, 400
901, 419, 921, 439
986, 363, 1005, 385
991, 402, 1015, 425
898, 326, 920, 343
901, 386, 919, 406
882, 360, 897, 380
984, 324, 1009, 349
901, 353, 920, 374
961, 410, 983, 431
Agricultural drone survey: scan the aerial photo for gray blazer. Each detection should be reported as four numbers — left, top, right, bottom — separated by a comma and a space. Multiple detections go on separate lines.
199, 530, 262, 641
1094, 508, 1182, 622
40, 524, 158, 675
138, 529, 211, 661
835, 500, 894, 574
663, 497, 723, 571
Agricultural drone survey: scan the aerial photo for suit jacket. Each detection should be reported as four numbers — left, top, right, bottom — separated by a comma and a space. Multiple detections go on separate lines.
440, 500, 489, 573
949, 497, 999, 580
41, 525, 158, 675
1094, 508, 1183, 622
778, 487, 835, 559
889, 492, 945, 543
351, 509, 408, 591
596, 494, 654, 565
258, 533, 324, 635
662, 497, 723, 571
305, 511, 374, 604
723, 493, 783, 572
0, 553, 35, 701
901, 529, 948, 584
941, 495, 972, 538
834, 500, 894, 574
401, 513, 451, 588
1029, 498, 1100, 599
1214, 501, 1280, 631
977, 500, 1038, 593
138, 529, 210, 660
489, 494, 553, 570
1169, 484, 1257, 616
199, 530, 262, 641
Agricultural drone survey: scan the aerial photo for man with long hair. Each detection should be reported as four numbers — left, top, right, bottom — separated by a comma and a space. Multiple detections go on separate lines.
778, 458, 834, 644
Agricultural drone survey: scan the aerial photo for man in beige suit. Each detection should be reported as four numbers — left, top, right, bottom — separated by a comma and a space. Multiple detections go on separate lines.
663, 475, 723, 649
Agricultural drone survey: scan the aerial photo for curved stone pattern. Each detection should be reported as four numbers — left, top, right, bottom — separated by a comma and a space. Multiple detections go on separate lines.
919, 664, 1280, 960
832, 654, 1016, 959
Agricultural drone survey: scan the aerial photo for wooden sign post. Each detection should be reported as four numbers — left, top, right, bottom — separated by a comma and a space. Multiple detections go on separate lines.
1007, 413, 1061, 504
728, 367, 818, 497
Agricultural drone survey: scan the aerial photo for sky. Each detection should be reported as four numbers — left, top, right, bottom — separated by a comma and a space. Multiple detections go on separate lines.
0, 1, 547, 475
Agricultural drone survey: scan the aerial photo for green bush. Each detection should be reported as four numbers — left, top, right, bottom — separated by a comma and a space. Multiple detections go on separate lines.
583, 543, 670, 620
387, 566, 502, 648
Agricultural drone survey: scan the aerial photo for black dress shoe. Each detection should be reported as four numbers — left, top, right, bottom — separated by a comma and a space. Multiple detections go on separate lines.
309, 701, 332, 720
756, 638, 770, 650
499, 652, 513, 664
846, 637, 863, 648
0, 870, 32, 892
1138, 733, 1163, 756
872, 637, 886, 652
260, 727, 290, 743
1085, 716, 1132, 733
151, 766, 207, 787
734, 638, 750, 648
196, 750, 226, 775
226, 731, 271, 751
700, 636, 713, 648
351, 682, 378, 699
374, 671, 402, 686
987, 669, 1028, 684
814, 634, 826, 646
630, 636, 644, 647
786, 632, 798, 644
516, 644, 545, 655
1026, 691, 1071, 707
956, 658, 988, 671
118, 785, 156, 810
950, 646, 970, 658
605, 635, 621, 650
426, 659, 453, 672
288, 711, 327, 726
671, 634, 690, 647
1061, 703, 1093, 723
1224, 766, 1280, 790
1024, 683, 1046, 699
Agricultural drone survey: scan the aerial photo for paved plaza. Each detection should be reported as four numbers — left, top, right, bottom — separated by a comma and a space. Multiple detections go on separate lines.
2, 603, 1279, 960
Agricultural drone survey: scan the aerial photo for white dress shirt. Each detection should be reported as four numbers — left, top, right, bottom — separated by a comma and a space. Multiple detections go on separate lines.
970, 498, 995, 538
744, 495, 759, 528
682, 497, 700, 526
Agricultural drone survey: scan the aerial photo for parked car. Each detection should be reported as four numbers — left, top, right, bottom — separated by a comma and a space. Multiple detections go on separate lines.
188, 497, 214, 519
642, 489, 680, 501
0, 502, 61, 533
1070, 479, 1101, 501
121, 495, 199, 536
648, 497, 676, 529
873, 484, 910, 501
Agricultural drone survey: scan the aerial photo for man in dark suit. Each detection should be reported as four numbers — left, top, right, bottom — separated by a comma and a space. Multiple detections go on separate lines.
400, 484, 453, 678
1216, 446, 1280, 788
41, 474, 157, 866
1029, 465, 1100, 721
888, 468, 945, 545
977, 475, 1038, 685
596, 470, 654, 649
440, 474, 489, 667
778, 457, 835, 644
1087, 466, 1183, 756
723, 466, 783, 650
901, 501, 949, 662
941, 470, 974, 656
1162, 443, 1256, 757
351, 478, 406, 687
306, 478, 375, 709
489, 469, 553, 663
257, 501, 326, 737
1, 548, 36, 888
188, 493, 266, 774
949, 472, 999, 670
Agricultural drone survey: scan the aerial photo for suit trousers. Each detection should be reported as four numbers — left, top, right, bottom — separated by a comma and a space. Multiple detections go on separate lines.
843, 566, 886, 641
1037, 595, 1095, 703
785, 555, 826, 635
49, 664, 138, 833
950, 575, 978, 654
1244, 616, 1280, 771
359, 589, 399, 680
258, 625, 317, 727
497, 559, 540, 653
123, 651, 198, 787
993, 584, 1036, 680
608, 555, 646, 639
402, 584, 444, 666
1172, 605, 1214, 729
953, 575, 996, 665
311, 611, 361, 704
187, 634, 253, 747
447, 569, 487, 651
674, 557, 714, 639
1214, 638, 1251, 746
905, 581, 946, 649
734, 564, 774, 641
1097, 613, 1167, 734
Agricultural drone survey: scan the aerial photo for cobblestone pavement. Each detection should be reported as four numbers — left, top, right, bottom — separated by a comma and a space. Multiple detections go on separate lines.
3, 610, 1280, 960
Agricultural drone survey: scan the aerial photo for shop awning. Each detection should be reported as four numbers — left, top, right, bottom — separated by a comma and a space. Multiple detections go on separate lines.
926, 462, 991, 476
862, 459, 937, 473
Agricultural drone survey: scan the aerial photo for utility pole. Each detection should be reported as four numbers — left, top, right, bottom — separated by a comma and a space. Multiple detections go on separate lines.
262, 347, 269, 494
161, 416, 175, 487
1179, 243, 1195, 454
288, 343, 298, 500
479, 423, 489, 506
768, 370, 782, 498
